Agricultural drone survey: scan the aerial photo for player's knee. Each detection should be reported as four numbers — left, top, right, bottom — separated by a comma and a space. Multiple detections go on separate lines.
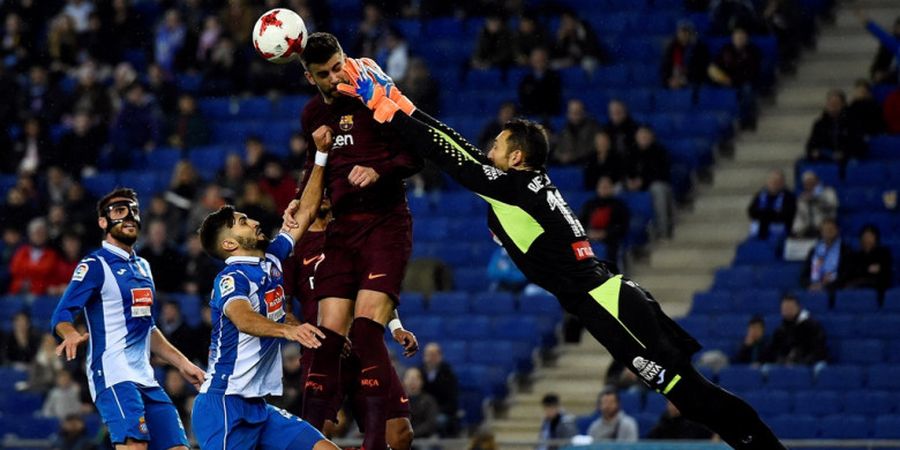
354, 290, 394, 324
318, 298, 354, 335
387, 418, 413, 450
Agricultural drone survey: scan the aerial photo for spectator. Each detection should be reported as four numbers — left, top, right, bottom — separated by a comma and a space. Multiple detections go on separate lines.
69, 62, 113, 124
63, 0, 95, 32
805, 89, 865, 164
286, 133, 309, 177
747, 169, 796, 239
47, 14, 79, 71
2, 311, 40, 365
603, 360, 643, 393
468, 428, 498, 450
403, 367, 440, 439
845, 224, 893, 293
165, 160, 201, 216
239, 181, 279, 234
848, 79, 886, 137
146, 63, 179, 114
518, 47, 562, 116
487, 247, 528, 292
537, 393, 578, 450
801, 219, 851, 292
734, 315, 772, 365
244, 136, 271, 179
708, 27, 761, 129
471, 13, 515, 69
420, 342, 459, 437
377, 28, 409, 83
587, 390, 639, 442
50, 232, 85, 295
769, 295, 828, 365
792, 170, 838, 238
710, 0, 765, 35
259, 159, 297, 212
109, 83, 161, 168
583, 131, 623, 189
187, 184, 227, 238
9, 218, 62, 295
50, 414, 96, 450
155, 8, 187, 73
403, 58, 441, 116
196, 15, 223, 65
479, 102, 517, 150
861, 14, 900, 84
182, 234, 220, 298
550, 10, 605, 71
354, 4, 388, 57
55, 110, 105, 177
22, 66, 64, 123
603, 100, 639, 157
41, 370, 82, 420
625, 126, 674, 239
512, 14, 548, 66
6, 116, 53, 174
647, 401, 713, 440
552, 99, 601, 166
167, 94, 210, 149
763, 0, 804, 71
1, 13, 34, 70
145, 194, 183, 243
83, 12, 112, 64
217, 153, 246, 199
137, 220, 185, 293
580, 177, 630, 262
660, 20, 711, 89
18, 333, 63, 393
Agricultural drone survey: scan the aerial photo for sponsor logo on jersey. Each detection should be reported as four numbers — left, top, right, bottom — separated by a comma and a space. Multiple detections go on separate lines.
265, 285, 285, 321
482, 166, 504, 180
72, 263, 89, 281
334, 134, 355, 148
131, 288, 154, 318
339, 114, 354, 131
139, 416, 148, 434
632, 356, 666, 385
220, 275, 236, 296
571, 241, 595, 261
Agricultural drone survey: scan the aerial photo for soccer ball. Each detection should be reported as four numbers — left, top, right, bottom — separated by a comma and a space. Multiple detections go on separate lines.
252, 8, 308, 64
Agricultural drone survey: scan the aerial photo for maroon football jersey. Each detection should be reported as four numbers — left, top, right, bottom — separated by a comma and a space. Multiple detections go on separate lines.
299, 95, 422, 217
283, 230, 326, 325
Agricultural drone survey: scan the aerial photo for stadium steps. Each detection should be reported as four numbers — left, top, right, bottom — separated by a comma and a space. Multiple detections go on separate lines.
489, 0, 897, 443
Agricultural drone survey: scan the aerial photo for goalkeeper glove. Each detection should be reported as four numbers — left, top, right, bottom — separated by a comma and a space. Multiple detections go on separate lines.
337, 58, 415, 122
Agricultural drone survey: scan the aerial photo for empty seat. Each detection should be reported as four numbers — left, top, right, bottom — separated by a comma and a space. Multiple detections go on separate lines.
445, 316, 490, 339
867, 365, 900, 390
397, 293, 427, 317
819, 315, 857, 339
874, 415, 900, 438
859, 315, 900, 339
428, 292, 470, 315
792, 391, 841, 416
833, 289, 879, 313
820, 414, 869, 438
438, 340, 468, 365
470, 292, 516, 315
795, 290, 829, 314
768, 414, 819, 439
490, 316, 542, 345
838, 339, 884, 364
844, 162, 889, 187
816, 365, 864, 389
743, 390, 791, 416
766, 366, 812, 389
453, 268, 488, 292
732, 288, 781, 315
718, 366, 764, 390
713, 266, 755, 290
733, 240, 778, 265
843, 390, 896, 415
519, 292, 561, 317
691, 290, 734, 314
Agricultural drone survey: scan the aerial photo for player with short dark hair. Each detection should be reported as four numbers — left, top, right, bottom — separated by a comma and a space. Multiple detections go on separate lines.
292, 32, 422, 450
191, 131, 341, 450
51, 188, 206, 450
337, 59, 786, 450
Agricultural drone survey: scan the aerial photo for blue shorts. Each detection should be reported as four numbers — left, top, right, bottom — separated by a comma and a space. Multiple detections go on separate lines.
94, 382, 189, 449
192, 393, 326, 450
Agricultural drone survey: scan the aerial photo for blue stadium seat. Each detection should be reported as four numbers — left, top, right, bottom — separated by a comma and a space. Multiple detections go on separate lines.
766, 366, 812, 389
713, 266, 755, 290
795, 161, 840, 190
9, 416, 59, 439
815, 365, 864, 389
468, 341, 518, 370
677, 316, 712, 340
820, 314, 858, 339
547, 167, 584, 191
0, 367, 28, 386
718, 365, 764, 390
885, 288, 900, 312
490, 316, 542, 345
890, 339, 900, 364
592, 65, 631, 88
709, 314, 747, 339
235, 97, 273, 119
795, 290, 829, 314
792, 391, 841, 416
690, 290, 734, 314
820, 414, 870, 438
445, 316, 490, 339
466, 69, 503, 89
643, 393, 668, 415
629, 64, 659, 87
187, 146, 226, 180
867, 365, 900, 390
398, 293, 426, 317
874, 415, 900, 438
654, 89, 693, 112
458, 388, 486, 424
412, 217, 449, 241
0, 391, 43, 415
425, 18, 465, 37
429, 292, 470, 315
519, 292, 561, 317
403, 317, 443, 343
426, 243, 471, 267
30, 295, 59, 321
868, 135, 900, 160
743, 390, 791, 417
82, 173, 120, 197
470, 292, 516, 315
843, 390, 896, 415
271, 95, 311, 118
833, 289, 879, 313
438, 340, 468, 365
453, 268, 488, 292
769, 414, 819, 439
576, 411, 601, 435
146, 148, 182, 174
756, 263, 803, 290
697, 87, 739, 115
732, 288, 781, 315
559, 67, 590, 89
859, 315, 900, 339
844, 162, 890, 187
733, 240, 778, 265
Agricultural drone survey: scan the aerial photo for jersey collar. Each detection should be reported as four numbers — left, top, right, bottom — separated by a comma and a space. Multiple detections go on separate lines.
102, 241, 136, 260
225, 255, 263, 265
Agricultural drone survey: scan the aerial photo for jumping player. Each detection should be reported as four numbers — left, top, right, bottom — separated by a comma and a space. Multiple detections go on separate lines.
51, 188, 206, 450
192, 127, 340, 450
337, 59, 787, 450
294, 32, 422, 450
282, 199, 417, 450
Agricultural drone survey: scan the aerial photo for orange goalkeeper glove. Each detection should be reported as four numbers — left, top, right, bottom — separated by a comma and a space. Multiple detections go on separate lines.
337, 58, 415, 123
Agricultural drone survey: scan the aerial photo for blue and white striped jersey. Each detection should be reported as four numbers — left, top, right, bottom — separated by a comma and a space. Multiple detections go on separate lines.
51, 241, 159, 400
200, 232, 295, 398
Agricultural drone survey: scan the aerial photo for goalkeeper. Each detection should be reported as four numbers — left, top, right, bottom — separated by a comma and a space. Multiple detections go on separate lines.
336, 59, 786, 450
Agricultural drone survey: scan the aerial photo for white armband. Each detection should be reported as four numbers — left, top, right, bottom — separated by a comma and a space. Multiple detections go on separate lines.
314, 151, 329, 167
387, 318, 403, 334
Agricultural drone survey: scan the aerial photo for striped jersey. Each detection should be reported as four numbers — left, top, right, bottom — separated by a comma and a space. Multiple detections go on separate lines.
200, 232, 295, 398
51, 241, 159, 400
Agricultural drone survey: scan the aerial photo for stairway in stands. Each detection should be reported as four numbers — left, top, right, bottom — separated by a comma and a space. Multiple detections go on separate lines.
490, 0, 898, 442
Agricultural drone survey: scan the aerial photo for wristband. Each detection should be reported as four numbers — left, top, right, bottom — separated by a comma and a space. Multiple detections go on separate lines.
314, 151, 328, 167
387, 318, 403, 334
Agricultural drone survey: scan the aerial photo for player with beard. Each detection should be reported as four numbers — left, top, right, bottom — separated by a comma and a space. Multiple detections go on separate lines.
283, 198, 419, 450
192, 129, 341, 450
293, 32, 421, 450
51, 188, 206, 450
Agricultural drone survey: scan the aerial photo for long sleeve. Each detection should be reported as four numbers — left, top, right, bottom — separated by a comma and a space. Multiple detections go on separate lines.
51, 257, 103, 331
367, 146, 424, 180
866, 20, 900, 60
388, 111, 518, 204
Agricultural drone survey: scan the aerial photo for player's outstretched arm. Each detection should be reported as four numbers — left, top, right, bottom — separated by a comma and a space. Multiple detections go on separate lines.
282, 125, 331, 239
51, 258, 102, 361
150, 328, 206, 389
224, 299, 325, 348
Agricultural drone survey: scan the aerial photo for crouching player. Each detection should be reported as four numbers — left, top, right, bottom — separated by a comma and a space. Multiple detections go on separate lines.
192, 126, 341, 450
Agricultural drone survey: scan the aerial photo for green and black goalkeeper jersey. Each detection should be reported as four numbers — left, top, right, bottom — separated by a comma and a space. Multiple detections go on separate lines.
392, 111, 613, 295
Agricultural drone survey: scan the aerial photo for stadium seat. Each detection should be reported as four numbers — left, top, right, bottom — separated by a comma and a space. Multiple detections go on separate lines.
732, 288, 781, 315
766, 366, 812, 389
82, 173, 120, 197
0, 367, 28, 386
438, 340, 468, 366
713, 266, 755, 290
403, 317, 443, 343
792, 391, 841, 416
820, 414, 870, 438
756, 263, 803, 290
519, 292, 561, 317
815, 365, 864, 389
9, 416, 59, 439
490, 316, 542, 345
654, 89, 693, 113
859, 315, 900, 339
819, 314, 857, 339
470, 292, 516, 315
742, 390, 791, 417
733, 240, 778, 265
795, 290, 829, 314
843, 390, 896, 415
643, 393, 668, 415
717, 366, 764, 390
453, 268, 488, 293
844, 162, 890, 187
575, 411, 601, 435
866, 365, 900, 390
429, 292, 470, 315
397, 292, 426, 317
690, 290, 734, 314
833, 289, 879, 313
885, 288, 900, 312
795, 162, 840, 190
676, 315, 712, 340
709, 315, 747, 339
874, 415, 900, 438
547, 167, 584, 191
768, 414, 819, 439
445, 316, 490, 339
697, 87, 739, 115
868, 135, 900, 160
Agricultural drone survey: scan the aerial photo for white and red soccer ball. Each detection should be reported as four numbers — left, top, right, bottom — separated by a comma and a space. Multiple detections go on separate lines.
252, 8, 308, 64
